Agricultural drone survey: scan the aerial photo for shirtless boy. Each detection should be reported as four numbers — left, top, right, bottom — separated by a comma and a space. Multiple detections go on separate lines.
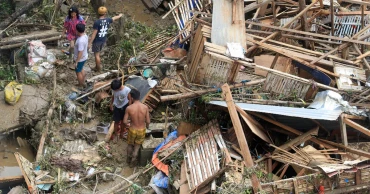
123, 89, 150, 167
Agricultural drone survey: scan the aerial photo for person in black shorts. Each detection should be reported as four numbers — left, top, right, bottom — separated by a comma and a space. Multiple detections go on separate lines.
110, 79, 131, 140
88, 6, 123, 72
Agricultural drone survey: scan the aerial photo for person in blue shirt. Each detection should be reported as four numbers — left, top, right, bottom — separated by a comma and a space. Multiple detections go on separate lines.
89, 6, 123, 72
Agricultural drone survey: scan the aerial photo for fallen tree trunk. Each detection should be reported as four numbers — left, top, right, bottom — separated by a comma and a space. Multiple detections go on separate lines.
0, 30, 60, 46
0, 0, 42, 29
0, 35, 62, 50
160, 79, 266, 102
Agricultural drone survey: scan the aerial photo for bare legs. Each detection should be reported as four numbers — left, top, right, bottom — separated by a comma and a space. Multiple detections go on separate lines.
127, 144, 141, 167
76, 69, 86, 87
94, 52, 101, 72
69, 40, 75, 60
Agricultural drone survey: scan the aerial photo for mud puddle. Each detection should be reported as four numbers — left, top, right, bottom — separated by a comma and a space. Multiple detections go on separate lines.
0, 130, 35, 192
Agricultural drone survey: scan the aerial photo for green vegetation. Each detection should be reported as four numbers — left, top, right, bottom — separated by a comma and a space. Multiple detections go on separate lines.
0, 0, 13, 19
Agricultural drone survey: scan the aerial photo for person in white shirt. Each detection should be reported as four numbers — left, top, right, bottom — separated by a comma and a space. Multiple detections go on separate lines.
110, 79, 132, 141
74, 23, 88, 87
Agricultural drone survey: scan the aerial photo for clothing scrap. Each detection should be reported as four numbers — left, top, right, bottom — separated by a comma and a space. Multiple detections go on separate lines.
127, 128, 146, 145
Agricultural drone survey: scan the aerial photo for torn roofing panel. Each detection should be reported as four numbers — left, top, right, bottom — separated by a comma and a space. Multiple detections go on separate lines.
208, 101, 342, 121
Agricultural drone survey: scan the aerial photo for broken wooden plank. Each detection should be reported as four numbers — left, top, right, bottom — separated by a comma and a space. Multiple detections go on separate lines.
221, 83, 261, 192
245, 21, 370, 46
318, 139, 370, 158
343, 118, 370, 138
340, 114, 348, 146
240, 114, 272, 143
247, 38, 337, 78
249, 112, 336, 149
244, 0, 274, 13
275, 126, 319, 153
14, 153, 36, 193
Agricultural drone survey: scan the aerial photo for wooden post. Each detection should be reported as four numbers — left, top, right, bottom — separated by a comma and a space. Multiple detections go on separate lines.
299, 0, 308, 48
221, 84, 261, 192
343, 118, 370, 137
355, 170, 362, 185
270, 54, 279, 69
272, 0, 277, 26
267, 157, 272, 173
362, 5, 365, 52
339, 114, 348, 146
330, 0, 335, 37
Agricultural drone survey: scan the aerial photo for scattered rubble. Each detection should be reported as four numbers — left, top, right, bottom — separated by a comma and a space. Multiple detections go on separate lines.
1, 0, 370, 193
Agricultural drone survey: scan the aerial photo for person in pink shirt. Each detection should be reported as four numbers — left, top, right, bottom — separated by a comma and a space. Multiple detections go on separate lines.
63, 6, 86, 60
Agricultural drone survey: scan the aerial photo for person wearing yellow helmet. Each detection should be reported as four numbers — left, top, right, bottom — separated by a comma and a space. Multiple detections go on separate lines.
88, 6, 123, 72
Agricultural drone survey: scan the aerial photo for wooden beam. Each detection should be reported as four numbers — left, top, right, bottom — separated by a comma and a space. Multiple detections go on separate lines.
318, 139, 370, 158
343, 118, 370, 138
249, 112, 336, 149
279, 164, 289, 179
244, 21, 370, 46
246, 32, 355, 65
14, 153, 35, 193
298, 0, 308, 48
353, 44, 370, 69
340, 0, 370, 6
356, 170, 362, 185
340, 114, 348, 146
179, 73, 189, 88
268, 157, 273, 173
247, 38, 338, 78
244, 0, 274, 13
336, 11, 370, 15
275, 126, 319, 152
330, 0, 335, 37
221, 84, 261, 192
343, 114, 367, 120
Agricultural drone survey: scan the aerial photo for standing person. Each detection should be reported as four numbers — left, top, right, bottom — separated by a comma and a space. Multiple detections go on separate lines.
89, 6, 123, 72
110, 79, 131, 141
74, 23, 88, 87
63, 6, 85, 61
123, 89, 150, 167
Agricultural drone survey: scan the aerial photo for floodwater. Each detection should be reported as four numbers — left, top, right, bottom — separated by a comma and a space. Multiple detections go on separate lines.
0, 133, 35, 192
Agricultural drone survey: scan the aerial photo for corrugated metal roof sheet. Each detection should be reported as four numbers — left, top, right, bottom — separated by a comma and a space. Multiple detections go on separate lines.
208, 101, 342, 121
